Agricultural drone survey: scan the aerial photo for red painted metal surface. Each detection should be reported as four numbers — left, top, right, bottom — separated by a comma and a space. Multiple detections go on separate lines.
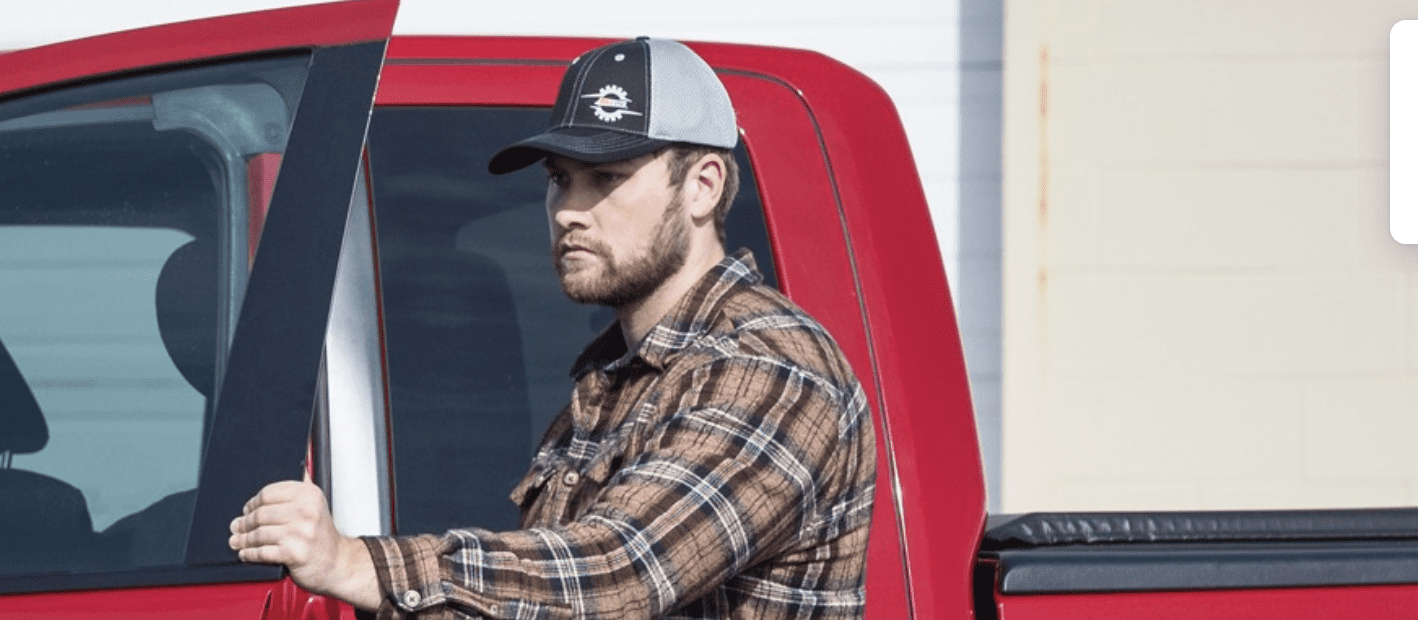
721, 71, 912, 619
265, 578, 348, 620
386, 35, 606, 63
248, 153, 283, 265
995, 584, 1418, 619
695, 41, 987, 619
0, 581, 274, 620
0, 0, 398, 96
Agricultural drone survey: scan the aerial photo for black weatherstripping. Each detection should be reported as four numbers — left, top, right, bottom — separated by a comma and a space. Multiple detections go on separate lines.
184, 41, 388, 565
0, 565, 282, 597
983, 508, 1418, 594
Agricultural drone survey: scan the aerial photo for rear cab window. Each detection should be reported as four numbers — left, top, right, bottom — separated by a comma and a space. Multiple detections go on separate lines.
365, 106, 776, 534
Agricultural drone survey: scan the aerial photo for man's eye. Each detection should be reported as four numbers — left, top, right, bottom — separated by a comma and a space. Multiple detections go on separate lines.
595, 171, 622, 184
547, 171, 568, 186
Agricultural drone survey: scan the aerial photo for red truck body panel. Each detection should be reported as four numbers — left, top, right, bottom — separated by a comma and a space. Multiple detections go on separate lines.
0, 0, 397, 96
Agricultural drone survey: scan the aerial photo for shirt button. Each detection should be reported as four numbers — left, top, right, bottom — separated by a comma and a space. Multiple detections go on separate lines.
401, 590, 422, 608
562, 471, 580, 486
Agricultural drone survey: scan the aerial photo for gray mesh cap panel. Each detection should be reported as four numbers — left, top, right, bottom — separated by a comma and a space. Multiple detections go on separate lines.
487, 37, 740, 174
645, 39, 738, 149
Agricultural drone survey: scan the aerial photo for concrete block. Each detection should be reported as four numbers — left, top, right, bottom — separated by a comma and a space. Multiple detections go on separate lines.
1047, 273, 1406, 376
1408, 273, 1418, 374
1302, 379, 1418, 480
1041, 379, 1305, 481
1050, 63, 1208, 164
1201, 61, 1381, 164
1042, 163, 1101, 268
1093, 167, 1364, 269
1090, 0, 1214, 59
1191, 1, 1417, 58
1075, 1, 1415, 59
1347, 168, 1418, 269
1034, 479, 1202, 512
1199, 482, 1407, 510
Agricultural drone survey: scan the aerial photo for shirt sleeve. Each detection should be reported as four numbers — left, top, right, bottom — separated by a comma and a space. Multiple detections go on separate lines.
360, 353, 862, 620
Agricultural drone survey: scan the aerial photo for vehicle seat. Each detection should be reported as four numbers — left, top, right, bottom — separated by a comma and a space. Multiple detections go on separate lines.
0, 335, 101, 574
155, 238, 218, 400
381, 248, 531, 534
95, 238, 217, 567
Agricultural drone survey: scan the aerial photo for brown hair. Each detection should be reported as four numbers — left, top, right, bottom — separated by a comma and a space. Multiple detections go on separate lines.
661, 144, 740, 243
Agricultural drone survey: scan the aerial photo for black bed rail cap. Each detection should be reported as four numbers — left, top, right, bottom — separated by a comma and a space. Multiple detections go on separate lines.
982, 507, 1418, 550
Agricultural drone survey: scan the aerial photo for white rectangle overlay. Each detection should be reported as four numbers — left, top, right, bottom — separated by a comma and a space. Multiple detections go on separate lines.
1392, 21, 1418, 243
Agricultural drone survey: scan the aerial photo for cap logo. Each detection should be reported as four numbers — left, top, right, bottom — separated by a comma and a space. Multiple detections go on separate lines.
581, 85, 643, 123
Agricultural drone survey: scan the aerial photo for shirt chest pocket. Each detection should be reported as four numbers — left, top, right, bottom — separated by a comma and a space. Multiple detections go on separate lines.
509, 442, 629, 525
508, 463, 556, 520
566, 446, 627, 519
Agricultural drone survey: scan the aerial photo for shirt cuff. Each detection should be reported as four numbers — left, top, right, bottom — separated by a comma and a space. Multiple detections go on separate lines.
360, 534, 449, 620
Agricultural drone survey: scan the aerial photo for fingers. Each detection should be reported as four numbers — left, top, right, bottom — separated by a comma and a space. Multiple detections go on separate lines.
234, 531, 306, 566
243, 480, 318, 515
231, 519, 313, 562
229, 480, 328, 564
237, 544, 286, 565
228, 480, 352, 597
230, 501, 303, 536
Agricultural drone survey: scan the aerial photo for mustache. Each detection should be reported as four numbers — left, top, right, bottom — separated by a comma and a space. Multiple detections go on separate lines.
555, 233, 611, 257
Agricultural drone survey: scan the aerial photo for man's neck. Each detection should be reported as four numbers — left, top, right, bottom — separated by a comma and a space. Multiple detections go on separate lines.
616, 245, 726, 350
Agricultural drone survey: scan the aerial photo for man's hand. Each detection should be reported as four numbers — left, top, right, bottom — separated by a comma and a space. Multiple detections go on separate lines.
229, 480, 382, 611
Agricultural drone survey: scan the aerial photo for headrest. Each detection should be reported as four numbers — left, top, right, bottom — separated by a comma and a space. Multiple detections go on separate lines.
156, 239, 218, 398
0, 337, 46, 455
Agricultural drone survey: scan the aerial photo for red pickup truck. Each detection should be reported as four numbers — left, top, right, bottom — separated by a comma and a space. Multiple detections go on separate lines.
1, 1, 1415, 619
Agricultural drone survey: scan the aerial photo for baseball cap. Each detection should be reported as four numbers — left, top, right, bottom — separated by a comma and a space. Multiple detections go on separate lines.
488, 37, 738, 175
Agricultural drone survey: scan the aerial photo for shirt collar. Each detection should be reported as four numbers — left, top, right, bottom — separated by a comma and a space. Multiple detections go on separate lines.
570, 248, 763, 379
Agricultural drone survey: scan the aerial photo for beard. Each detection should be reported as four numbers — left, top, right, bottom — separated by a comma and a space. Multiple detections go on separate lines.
553, 192, 689, 309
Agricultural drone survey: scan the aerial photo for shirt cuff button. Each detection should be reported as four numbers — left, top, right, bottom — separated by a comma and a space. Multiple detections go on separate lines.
401, 590, 422, 608
562, 471, 580, 486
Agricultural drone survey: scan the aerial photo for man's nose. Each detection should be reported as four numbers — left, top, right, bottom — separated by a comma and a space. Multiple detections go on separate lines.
549, 186, 595, 230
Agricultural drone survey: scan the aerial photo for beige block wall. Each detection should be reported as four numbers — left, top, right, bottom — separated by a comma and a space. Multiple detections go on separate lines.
1002, 1, 1418, 511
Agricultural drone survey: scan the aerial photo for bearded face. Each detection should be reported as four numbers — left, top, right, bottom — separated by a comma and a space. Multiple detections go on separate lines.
553, 190, 689, 309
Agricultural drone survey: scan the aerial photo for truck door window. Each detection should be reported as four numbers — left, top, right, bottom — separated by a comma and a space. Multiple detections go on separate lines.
0, 55, 307, 578
367, 106, 775, 535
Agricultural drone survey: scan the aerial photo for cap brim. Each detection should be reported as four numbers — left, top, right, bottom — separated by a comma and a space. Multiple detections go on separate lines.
487, 127, 672, 175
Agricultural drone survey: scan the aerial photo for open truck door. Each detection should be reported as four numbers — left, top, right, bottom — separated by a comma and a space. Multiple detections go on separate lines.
0, 2, 395, 618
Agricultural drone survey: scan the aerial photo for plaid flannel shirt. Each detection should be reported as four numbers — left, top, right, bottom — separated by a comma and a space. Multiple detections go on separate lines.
362, 250, 876, 619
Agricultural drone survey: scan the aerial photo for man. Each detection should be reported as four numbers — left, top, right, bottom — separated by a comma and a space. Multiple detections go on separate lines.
230, 37, 876, 619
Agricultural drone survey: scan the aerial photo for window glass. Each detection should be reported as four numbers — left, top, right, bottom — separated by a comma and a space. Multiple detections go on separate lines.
0, 55, 307, 576
368, 106, 775, 535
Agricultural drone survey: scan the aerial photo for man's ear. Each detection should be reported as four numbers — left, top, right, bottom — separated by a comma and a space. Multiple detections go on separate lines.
687, 153, 725, 222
